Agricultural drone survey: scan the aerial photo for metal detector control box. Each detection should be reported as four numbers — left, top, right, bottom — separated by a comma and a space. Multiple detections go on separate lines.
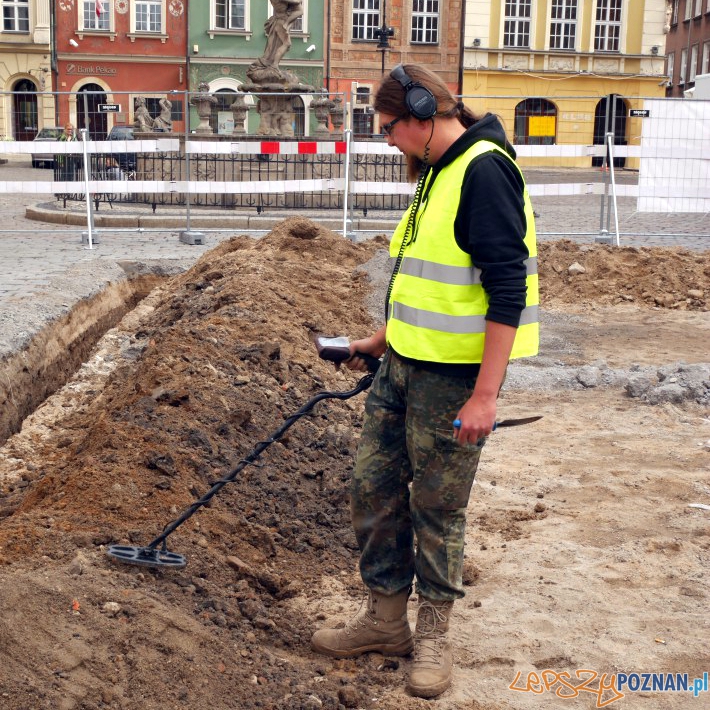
315, 335, 380, 372
315, 335, 351, 363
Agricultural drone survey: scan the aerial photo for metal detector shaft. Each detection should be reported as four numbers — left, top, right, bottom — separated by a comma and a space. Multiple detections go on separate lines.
145, 372, 376, 551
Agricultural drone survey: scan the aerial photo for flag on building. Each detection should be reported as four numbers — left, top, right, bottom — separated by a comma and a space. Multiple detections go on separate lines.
96, 0, 104, 17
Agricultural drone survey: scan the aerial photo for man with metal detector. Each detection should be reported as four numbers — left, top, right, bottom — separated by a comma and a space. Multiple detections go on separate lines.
310, 65, 540, 698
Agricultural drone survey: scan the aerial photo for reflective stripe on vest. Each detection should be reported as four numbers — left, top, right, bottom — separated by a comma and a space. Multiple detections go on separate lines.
387, 139, 539, 363
393, 255, 539, 285
390, 303, 540, 333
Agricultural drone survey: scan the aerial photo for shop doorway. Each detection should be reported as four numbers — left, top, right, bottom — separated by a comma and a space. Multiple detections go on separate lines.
77, 84, 108, 139
593, 94, 628, 168
12, 79, 39, 141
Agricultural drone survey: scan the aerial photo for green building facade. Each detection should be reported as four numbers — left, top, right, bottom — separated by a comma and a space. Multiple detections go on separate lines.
187, 0, 326, 136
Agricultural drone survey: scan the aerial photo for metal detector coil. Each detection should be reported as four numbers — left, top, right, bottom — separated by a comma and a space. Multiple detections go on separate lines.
107, 544, 187, 569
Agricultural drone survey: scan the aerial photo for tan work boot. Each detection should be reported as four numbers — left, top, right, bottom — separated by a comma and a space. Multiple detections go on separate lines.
311, 589, 413, 658
406, 597, 454, 699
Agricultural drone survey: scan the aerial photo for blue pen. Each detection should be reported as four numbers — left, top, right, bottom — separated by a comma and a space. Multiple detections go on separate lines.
453, 416, 542, 431
453, 419, 498, 431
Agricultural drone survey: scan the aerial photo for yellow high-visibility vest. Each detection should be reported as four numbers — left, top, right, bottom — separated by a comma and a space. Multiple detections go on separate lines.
387, 139, 539, 363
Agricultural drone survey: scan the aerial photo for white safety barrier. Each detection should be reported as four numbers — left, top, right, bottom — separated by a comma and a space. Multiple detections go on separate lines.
6, 136, 706, 204
0, 128, 707, 243
0, 138, 180, 155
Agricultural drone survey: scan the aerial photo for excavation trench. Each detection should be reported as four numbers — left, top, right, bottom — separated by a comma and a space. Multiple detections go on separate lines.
0, 272, 167, 447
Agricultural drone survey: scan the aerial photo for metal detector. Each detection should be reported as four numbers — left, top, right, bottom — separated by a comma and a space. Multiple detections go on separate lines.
106, 338, 380, 570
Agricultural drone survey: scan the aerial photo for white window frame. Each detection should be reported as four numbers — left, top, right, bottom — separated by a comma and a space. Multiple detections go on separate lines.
550, 0, 577, 50
702, 42, 710, 76
2, 0, 29, 32
693, 0, 702, 17
689, 43, 698, 82
684, 0, 691, 20
355, 85, 372, 104
352, 0, 380, 41
411, 0, 439, 45
679, 47, 687, 84
131, 0, 165, 34
209, 0, 251, 37
80, 0, 112, 32
213, 0, 248, 31
594, 0, 621, 52
353, 107, 374, 135
666, 51, 674, 83
503, 0, 532, 48
672, 0, 679, 24
267, 0, 306, 34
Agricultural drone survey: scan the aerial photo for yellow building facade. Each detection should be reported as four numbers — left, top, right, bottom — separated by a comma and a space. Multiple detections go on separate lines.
0, 0, 55, 140
462, 0, 669, 167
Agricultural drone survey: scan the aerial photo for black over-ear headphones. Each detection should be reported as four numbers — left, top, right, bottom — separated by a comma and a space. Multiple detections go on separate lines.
390, 64, 437, 121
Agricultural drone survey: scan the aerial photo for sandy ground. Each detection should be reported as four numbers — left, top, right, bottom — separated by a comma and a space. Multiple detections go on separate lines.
0, 220, 708, 710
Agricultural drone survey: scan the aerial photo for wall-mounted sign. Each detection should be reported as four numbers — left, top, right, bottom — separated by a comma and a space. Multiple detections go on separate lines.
66, 64, 118, 76
629, 109, 650, 118
99, 104, 121, 112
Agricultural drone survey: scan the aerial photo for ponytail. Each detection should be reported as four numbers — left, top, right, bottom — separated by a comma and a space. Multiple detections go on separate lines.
441, 100, 479, 129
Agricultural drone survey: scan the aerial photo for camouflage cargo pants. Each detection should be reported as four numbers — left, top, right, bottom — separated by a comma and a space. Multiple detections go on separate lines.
352, 349, 485, 602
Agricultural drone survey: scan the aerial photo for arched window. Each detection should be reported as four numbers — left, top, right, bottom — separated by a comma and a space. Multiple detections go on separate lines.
291, 95, 305, 137
514, 98, 557, 145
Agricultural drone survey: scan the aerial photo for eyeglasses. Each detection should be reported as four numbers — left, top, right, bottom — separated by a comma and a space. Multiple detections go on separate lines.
382, 116, 406, 136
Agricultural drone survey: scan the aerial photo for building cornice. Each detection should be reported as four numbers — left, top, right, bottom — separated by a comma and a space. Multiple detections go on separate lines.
57, 54, 185, 64
467, 48, 664, 61
467, 66, 667, 80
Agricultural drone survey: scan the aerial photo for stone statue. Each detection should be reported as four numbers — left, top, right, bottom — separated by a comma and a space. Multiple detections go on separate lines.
262, 0, 303, 68
255, 95, 294, 137
153, 98, 173, 132
190, 82, 217, 134
246, 0, 304, 87
239, 0, 314, 136
133, 97, 154, 131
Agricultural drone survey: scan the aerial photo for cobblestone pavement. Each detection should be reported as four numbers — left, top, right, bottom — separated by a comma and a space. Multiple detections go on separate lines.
0, 156, 708, 307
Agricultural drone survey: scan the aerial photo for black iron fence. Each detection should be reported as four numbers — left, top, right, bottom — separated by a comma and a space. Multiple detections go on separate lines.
50, 139, 413, 213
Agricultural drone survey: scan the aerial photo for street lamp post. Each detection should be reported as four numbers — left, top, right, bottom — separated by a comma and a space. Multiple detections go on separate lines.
373, 0, 395, 75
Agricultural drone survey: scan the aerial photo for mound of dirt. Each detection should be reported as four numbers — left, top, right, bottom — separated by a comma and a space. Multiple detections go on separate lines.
0, 221, 707, 710
537, 240, 708, 311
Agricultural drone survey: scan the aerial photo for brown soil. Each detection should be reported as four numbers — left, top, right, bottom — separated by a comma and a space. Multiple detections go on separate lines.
0, 221, 708, 710
538, 240, 708, 312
